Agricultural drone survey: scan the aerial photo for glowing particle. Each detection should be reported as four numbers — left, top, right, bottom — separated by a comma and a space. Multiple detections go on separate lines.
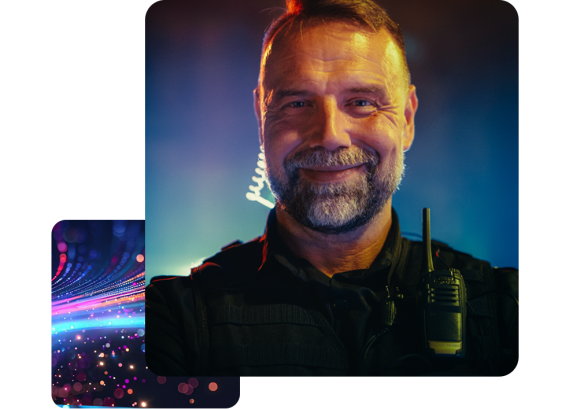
128, 389, 133, 394
189, 399, 194, 404
136, 254, 144, 263
178, 383, 188, 394
118, 363, 122, 367
130, 365, 134, 369
141, 403, 146, 407
114, 388, 125, 399
157, 376, 166, 384
208, 382, 218, 392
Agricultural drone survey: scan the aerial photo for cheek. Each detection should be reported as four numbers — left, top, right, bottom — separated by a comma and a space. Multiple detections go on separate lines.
263, 133, 299, 177
352, 116, 401, 160
264, 122, 307, 164
266, 113, 311, 142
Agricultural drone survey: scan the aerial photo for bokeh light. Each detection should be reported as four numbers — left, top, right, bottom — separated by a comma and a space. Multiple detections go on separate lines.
188, 378, 199, 388
114, 387, 125, 399
52, 220, 239, 407
51, 219, 153, 407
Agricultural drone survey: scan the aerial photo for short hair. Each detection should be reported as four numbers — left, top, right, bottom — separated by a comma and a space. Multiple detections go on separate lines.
261, 0, 410, 82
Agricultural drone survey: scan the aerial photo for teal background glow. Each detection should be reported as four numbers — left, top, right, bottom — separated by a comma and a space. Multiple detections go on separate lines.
146, 0, 518, 283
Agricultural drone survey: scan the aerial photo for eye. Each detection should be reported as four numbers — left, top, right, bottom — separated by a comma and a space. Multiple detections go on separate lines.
352, 99, 373, 107
288, 101, 306, 108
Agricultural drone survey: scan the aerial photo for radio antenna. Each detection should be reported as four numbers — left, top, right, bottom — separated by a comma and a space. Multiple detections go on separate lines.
422, 208, 434, 273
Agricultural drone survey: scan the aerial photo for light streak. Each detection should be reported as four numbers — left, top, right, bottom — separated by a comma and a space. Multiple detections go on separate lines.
52, 221, 146, 335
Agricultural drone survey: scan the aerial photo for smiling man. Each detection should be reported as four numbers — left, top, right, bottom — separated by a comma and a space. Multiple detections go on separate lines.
257, 16, 416, 276
146, 0, 518, 376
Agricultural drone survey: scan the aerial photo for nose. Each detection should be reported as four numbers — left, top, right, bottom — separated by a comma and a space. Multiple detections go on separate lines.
308, 96, 351, 151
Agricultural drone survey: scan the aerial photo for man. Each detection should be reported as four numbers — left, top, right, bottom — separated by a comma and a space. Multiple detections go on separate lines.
146, 0, 518, 376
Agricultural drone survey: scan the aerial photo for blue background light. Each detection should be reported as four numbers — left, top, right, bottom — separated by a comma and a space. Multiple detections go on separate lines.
146, 0, 518, 283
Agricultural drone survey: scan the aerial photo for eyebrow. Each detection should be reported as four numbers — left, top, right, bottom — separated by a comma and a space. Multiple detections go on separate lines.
345, 85, 385, 95
274, 89, 315, 101
273, 85, 389, 102
345, 85, 389, 101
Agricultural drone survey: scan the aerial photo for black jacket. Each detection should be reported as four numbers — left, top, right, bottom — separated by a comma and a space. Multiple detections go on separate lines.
146, 209, 518, 376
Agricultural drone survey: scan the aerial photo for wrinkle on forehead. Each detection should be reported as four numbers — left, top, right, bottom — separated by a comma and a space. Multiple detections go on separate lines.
270, 24, 379, 63
261, 22, 407, 93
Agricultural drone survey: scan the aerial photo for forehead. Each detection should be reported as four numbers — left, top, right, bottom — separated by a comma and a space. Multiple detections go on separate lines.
261, 21, 406, 93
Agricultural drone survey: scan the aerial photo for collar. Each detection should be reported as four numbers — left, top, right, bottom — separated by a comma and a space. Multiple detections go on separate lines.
258, 207, 403, 282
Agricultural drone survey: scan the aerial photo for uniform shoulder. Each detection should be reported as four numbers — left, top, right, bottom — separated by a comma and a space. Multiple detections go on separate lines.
407, 238, 485, 271
406, 237, 518, 292
430, 238, 473, 259
146, 274, 194, 302
147, 237, 264, 294
189, 236, 264, 283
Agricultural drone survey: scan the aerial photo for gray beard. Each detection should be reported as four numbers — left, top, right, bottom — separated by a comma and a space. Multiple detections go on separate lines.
265, 146, 404, 235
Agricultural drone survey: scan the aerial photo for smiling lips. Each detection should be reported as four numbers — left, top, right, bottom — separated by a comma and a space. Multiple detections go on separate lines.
299, 163, 366, 182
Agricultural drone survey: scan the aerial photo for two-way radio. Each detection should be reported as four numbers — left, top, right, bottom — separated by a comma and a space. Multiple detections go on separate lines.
420, 208, 467, 360
359, 208, 469, 374
358, 208, 519, 376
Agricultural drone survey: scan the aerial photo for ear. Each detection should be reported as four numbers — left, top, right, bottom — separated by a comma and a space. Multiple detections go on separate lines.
402, 84, 418, 152
253, 87, 264, 146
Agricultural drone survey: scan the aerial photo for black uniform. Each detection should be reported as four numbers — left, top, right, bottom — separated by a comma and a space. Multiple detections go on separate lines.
146, 209, 518, 376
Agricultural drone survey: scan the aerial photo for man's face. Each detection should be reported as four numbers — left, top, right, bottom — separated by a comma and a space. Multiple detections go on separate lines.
256, 22, 417, 234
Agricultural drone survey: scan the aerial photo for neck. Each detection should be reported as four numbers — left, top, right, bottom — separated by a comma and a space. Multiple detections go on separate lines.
275, 199, 393, 277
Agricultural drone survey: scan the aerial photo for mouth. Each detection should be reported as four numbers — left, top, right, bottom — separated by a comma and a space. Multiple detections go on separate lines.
302, 163, 363, 172
298, 163, 366, 183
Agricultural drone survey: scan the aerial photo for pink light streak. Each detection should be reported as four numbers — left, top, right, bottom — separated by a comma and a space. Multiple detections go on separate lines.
52, 253, 67, 282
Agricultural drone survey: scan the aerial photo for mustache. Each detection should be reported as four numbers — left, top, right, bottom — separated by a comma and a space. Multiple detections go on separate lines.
284, 146, 379, 174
